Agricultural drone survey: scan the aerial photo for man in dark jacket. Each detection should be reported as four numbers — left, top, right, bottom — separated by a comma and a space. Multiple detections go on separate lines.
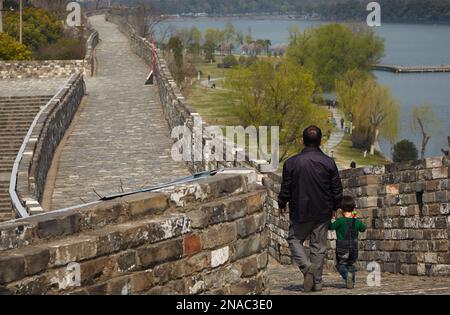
278, 125, 343, 292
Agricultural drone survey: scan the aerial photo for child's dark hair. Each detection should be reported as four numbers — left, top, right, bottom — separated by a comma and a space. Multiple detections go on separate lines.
341, 195, 356, 212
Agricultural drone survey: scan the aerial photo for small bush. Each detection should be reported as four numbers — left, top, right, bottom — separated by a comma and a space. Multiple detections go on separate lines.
393, 140, 418, 162
244, 55, 258, 67
0, 33, 32, 60
222, 55, 238, 68
35, 38, 85, 60
351, 132, 371, 151
312, 94, 326, 105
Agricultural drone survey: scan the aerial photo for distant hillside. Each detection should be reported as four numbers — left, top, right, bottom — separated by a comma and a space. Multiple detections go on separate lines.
117, 0, 450, 23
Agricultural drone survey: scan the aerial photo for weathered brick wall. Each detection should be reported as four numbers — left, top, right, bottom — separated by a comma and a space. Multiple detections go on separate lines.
12, 74, 86, 216
264, 157, 450, 276
0, 173, 269, 295
0, 31, 99, 79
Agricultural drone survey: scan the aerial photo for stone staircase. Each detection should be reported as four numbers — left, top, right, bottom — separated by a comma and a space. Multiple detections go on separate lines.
0, 95, 52, 221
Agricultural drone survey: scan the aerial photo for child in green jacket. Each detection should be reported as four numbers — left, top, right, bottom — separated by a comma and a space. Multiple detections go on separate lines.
329, 195, 366, 289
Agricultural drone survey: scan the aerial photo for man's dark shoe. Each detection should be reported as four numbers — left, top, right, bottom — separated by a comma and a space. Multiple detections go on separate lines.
312, 282, 322, 292
303, 264, 318, 293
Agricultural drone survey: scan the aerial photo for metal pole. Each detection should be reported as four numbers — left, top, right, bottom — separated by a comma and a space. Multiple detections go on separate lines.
19, 0, 22, 43
0, 0, 3, 33
152, 32, 156, 74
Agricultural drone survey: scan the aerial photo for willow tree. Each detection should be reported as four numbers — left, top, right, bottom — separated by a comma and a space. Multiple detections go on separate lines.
412, 103, 440, 159
353, 80, 400, 155
224, 60, 327, 161
287, 23, 384, 92
335, 69, 370, 120
337, 73, 399, 155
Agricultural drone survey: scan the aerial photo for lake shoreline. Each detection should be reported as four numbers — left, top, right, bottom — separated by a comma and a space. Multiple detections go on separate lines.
164, 14, 450, 26
162, 17, 450, 158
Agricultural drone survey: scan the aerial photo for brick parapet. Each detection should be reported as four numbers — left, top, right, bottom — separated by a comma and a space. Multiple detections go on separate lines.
264, 157, 450, 276
0, 173, 269, 295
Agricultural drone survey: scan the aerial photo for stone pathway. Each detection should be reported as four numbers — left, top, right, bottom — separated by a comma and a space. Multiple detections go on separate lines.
268, 260, 450, 295
50, 15, 190, 210
200, 77, 225, 90
322, 107, 345, 155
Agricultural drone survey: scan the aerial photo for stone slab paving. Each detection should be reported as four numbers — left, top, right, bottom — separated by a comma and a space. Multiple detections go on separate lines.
268, 260, 450, 295
0, 78, 68, 97
50, 15, 190, 210
323, 107, 345, 155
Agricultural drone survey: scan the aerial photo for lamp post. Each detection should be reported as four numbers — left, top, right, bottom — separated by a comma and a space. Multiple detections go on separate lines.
19, 0, 22, 43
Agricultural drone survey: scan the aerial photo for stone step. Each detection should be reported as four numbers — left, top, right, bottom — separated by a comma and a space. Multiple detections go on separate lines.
0, 100, 49, 105
0, 103, 44, 108
0, 136, 28, 141
0, 130, 32, 135
0, 202, 10, 207
0, 95, 52, 100
0, 110, 41, 114
0, 103, 43, 107
0, 111, 41, 115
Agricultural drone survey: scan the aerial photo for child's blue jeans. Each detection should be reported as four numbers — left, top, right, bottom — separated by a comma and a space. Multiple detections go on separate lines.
335, 239, 358, 286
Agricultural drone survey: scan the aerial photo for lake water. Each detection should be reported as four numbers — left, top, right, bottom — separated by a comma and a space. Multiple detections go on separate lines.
161, 18, 450, 158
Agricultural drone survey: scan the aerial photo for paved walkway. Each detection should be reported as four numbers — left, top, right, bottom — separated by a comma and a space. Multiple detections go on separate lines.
268, 260, 450, 295
323, 107, 345, 155
200, 77, 225, 90
50, 15, 189, 210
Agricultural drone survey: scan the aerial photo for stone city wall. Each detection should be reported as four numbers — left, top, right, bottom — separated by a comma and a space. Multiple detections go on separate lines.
13, 74, 86, 216
104, 13, 450, 278
105, 13, 264, 174
0, 31, 99, 79
264, 157, 450, 276
0, 173, 269, 295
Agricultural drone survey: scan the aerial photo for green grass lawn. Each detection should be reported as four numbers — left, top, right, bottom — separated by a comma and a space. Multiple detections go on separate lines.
195, 58, 228, 88
184, 84, 240, 125
185, 58, 387, 171
334, 134, 390, 168
183, 60, 238, 126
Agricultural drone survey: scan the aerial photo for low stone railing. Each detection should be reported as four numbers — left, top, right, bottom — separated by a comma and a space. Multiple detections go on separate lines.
10, 73, 86, 217
0, 30, 99, 79
264, 157, 450, 276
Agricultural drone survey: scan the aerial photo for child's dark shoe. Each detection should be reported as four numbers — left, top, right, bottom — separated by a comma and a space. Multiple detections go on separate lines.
346, 271, 355, 289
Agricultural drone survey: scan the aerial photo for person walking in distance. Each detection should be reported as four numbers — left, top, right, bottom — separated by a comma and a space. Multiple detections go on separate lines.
278, 125, 343, 292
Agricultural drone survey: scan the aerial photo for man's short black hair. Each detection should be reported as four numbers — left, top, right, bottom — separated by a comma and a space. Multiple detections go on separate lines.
303, 125, 322, 147
341, 195, 356, 212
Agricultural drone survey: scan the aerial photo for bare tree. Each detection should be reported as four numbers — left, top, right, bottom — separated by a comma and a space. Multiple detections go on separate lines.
130, 1, 165, 39
28, 0, 68, 18
412, 103, 440, 159
28, 0, 66, 11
